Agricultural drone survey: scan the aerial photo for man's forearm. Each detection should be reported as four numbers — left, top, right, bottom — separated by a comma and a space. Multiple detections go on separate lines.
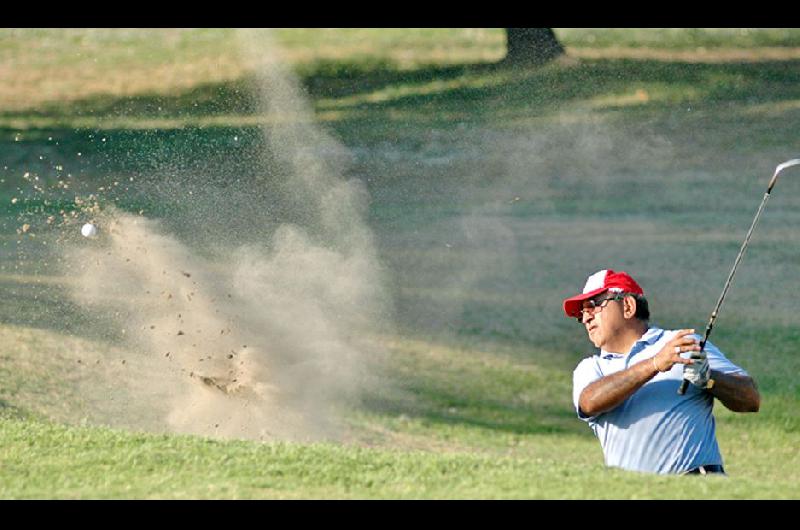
709, 371, 760, 412
579, 359, 658, 417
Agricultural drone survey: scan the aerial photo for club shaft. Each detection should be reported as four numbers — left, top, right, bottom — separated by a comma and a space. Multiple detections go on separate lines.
678, 159, 798, 395
705, 190, 771, 342
677, 191, 772, 395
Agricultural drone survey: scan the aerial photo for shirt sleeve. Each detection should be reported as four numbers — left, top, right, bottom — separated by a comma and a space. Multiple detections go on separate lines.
676, 331, 750, 376
573, 356, 604, 422
701, 339, 749, 376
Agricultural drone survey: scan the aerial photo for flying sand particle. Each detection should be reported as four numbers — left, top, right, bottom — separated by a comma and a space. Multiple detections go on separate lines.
44, 32, 390, 442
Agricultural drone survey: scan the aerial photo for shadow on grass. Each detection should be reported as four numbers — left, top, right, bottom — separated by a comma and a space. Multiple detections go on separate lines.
3, 58, 800, 129
357, 332, 587, 437
2, 57, 799, 184
361, 372, 584, 437
0, 398, 29, 420
1, 61, 480, 122
2, 56, 798, 194
0, 278, 127, 348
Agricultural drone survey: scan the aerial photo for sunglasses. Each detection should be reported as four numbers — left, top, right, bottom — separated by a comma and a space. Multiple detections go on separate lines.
575, 293, 626, 323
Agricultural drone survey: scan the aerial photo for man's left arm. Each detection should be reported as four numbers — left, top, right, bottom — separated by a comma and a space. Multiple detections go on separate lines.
708, 371, 761, 413
685, 339, 760, 413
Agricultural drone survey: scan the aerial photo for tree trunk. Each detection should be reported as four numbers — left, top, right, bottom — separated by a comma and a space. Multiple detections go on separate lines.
504, 28, 564, 65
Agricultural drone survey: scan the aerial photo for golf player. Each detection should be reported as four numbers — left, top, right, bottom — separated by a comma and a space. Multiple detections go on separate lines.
565, 269, 760, 475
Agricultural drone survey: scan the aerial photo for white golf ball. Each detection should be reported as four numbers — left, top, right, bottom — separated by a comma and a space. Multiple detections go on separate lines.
81, 223, 98, 238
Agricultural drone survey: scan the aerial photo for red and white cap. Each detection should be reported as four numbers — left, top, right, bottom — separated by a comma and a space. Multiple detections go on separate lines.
562, 269, 644, 318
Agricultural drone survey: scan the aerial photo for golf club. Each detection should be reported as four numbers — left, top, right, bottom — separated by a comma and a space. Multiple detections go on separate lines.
679, 158, 800, 395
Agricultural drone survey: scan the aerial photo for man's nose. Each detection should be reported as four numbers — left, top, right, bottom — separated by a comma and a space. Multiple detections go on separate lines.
582, 310, 594, 325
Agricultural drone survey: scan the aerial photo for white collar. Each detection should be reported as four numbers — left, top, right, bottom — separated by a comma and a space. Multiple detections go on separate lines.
599, 326, 663, 358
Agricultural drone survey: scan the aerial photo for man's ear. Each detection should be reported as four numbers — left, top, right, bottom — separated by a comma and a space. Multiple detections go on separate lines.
623, 295, 638, 320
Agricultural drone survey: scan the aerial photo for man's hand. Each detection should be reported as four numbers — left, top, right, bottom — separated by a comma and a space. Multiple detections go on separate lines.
652, 329, 701, 373
683, 350, 711, 388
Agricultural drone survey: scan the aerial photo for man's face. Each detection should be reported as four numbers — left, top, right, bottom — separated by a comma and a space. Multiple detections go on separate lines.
581, 292, 626, 349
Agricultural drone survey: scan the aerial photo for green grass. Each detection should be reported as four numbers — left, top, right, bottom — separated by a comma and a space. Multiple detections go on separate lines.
2, 397, 798, 499
2, 28, 800, 119
556, 28, 800, 49
2, 29, 800, 498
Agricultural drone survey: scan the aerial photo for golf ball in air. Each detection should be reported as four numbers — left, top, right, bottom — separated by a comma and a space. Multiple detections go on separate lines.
81, 223, 98, 238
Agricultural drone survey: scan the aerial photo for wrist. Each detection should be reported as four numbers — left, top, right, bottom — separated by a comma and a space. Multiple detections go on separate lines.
651, 356, 663, 373
704, 369, 716, 390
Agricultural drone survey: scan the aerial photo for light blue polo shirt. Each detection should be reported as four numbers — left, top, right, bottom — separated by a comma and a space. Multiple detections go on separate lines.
572, 326, 748, 474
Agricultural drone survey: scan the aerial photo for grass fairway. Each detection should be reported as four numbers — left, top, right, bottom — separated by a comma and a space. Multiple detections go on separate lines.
2, 29, 800, 499
1, 404, 796, 499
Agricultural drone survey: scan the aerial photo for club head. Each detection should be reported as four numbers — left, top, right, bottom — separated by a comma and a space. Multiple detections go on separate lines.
768, 158, 800, 192
775, 159, 800, 176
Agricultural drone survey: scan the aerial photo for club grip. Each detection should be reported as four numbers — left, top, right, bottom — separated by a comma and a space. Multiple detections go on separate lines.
677, 379, 690, 395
